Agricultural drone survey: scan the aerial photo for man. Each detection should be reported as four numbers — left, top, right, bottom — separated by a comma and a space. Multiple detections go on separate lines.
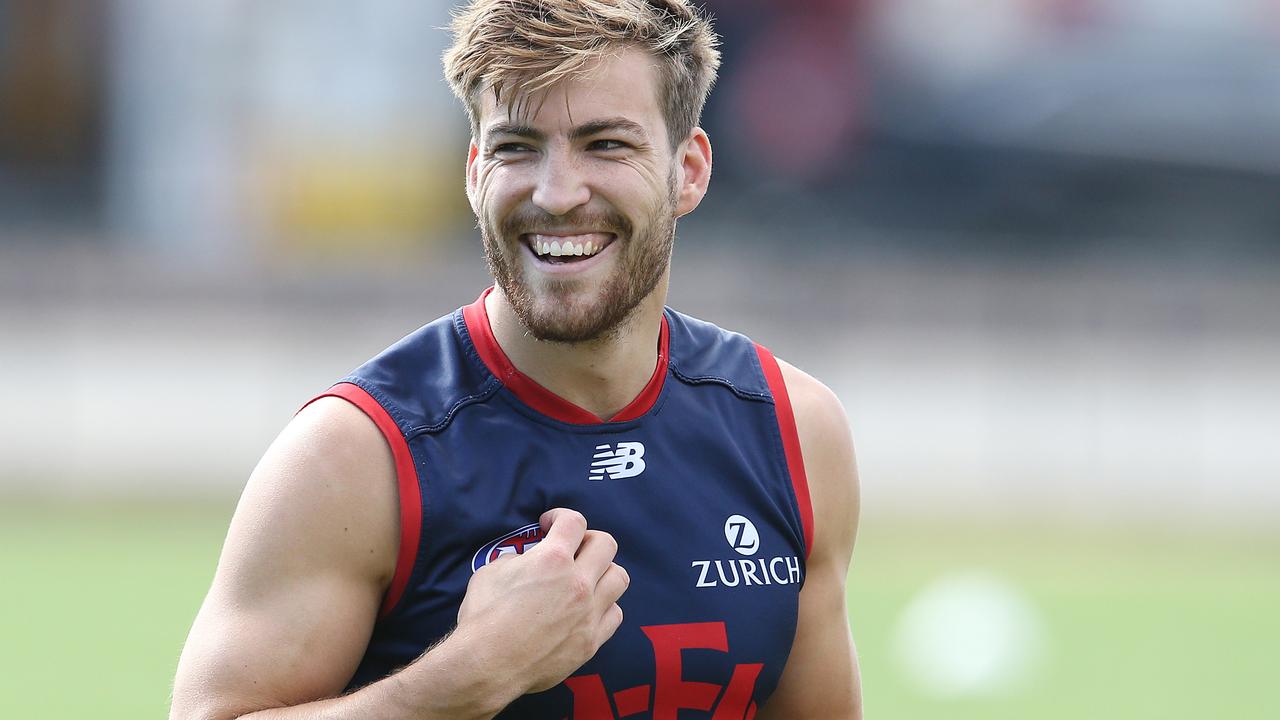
170, 1, 861, 718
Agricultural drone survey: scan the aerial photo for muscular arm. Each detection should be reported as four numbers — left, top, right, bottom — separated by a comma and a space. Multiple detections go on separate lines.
757, 360, 863, 720
170, 398, 508, 720
171, 397, 628, 720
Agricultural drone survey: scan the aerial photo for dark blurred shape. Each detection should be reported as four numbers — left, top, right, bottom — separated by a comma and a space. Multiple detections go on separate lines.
703, 0, 867, 185
694, 0, 1280, 259
0, 0, 107, 231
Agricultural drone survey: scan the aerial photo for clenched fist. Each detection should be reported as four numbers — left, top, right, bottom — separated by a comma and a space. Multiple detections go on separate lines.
454, 508, 630, 695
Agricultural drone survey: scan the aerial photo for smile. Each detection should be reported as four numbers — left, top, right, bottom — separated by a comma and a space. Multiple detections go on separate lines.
524, 233, 615, 265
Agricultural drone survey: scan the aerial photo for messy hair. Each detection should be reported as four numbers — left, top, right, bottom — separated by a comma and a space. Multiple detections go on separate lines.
443, 0, 721, 148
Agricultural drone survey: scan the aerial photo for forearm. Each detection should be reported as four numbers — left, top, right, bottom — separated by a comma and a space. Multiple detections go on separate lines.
178, 633, 516, 720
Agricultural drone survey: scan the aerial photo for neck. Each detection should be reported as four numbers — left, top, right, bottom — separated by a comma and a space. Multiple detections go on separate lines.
484, 280, 668, 420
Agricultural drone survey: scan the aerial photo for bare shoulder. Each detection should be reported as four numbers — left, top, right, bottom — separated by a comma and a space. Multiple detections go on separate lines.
774, 359, 854, 457
774, 358, 859, 560
171, 396, 400, 718
222, 395, 400, 587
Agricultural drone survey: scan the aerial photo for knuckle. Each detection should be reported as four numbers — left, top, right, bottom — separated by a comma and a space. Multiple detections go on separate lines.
565, 510, 588, 530
599, 603, 623, 642
569, 573, 593, 603
587, 530, 618, 553
539, 544, 574, 566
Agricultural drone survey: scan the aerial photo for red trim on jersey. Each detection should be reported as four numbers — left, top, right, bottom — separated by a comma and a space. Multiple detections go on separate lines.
754, 344, 814, 559
303, 383, 421, 618
462, 287, 669, 424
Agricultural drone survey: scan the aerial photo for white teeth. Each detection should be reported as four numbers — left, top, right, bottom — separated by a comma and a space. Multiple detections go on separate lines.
530, 235, 607, 258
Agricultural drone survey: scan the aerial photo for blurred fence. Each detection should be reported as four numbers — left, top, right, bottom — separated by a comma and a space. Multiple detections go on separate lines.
2, 236, 1277, 530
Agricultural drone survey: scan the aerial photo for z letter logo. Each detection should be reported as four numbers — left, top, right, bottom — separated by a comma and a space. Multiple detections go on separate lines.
588, 441, 646, 481
724, 514, 760, 556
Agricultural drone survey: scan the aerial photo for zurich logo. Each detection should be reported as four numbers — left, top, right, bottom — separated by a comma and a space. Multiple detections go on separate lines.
471, 522, 544, 573
691, 513, 803, 589
588, 441, 646, 481
724, 514, 760, 556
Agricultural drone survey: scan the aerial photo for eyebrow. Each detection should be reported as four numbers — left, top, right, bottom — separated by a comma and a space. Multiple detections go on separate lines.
567, 118, 649, 142
484, 117, 650, 146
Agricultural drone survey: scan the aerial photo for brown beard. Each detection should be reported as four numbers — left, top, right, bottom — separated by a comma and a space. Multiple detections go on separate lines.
479, 176, 677, 344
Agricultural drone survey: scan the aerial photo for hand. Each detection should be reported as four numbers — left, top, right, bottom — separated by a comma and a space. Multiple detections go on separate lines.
454, 508, 629, 695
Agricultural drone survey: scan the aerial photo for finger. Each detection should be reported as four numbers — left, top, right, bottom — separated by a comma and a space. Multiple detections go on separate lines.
538, 508, 588, 555
575, 530, 619, 580
595, 603, 624, 650
595, 562, 630, 606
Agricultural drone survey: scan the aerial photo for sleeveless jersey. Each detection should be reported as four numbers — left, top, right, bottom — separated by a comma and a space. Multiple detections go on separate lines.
310, 289, 814, 720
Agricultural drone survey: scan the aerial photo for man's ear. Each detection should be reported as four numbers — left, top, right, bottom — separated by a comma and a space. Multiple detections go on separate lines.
674, 128, 713, 218
465, 140, 481, 215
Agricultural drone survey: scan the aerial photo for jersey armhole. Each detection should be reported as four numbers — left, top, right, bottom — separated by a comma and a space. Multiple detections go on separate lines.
300, 383, 422, 618
754, 344, 815, 560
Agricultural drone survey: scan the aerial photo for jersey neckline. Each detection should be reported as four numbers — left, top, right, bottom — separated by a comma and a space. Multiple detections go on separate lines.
461, 287, 670, 425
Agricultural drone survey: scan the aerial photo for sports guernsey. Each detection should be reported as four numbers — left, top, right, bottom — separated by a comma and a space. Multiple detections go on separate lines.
310, 288, 814, 720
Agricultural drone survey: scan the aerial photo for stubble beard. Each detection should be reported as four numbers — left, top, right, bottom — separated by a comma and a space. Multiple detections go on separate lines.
480, 178, 678, 344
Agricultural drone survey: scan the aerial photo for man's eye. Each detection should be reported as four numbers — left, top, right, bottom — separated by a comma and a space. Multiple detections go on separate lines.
493, 143, 532, 155
589, 139, 628, 151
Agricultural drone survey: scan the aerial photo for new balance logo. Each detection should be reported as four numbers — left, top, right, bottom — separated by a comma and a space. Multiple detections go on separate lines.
589, 441, 646, 481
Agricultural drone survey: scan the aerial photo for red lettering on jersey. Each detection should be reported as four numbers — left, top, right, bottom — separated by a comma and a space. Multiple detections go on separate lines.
565, 621, 763, 720
644, 622, 728, 716
710, 663, 763, 720
563, 675, 612, 719
612, 685, 651, 716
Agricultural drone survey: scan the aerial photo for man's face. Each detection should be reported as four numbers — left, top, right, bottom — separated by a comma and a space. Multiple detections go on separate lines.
466, 48, 690, 343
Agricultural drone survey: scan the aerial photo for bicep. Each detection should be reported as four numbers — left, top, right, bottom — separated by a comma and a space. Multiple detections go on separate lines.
171, 398, 399, 719
758, 360, 862, 719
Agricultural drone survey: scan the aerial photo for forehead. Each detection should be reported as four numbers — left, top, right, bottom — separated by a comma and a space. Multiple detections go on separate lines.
476, 47, 665, 137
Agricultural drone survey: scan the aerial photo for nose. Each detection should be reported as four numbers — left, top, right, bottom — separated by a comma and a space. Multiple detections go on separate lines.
531, 150, 590, 217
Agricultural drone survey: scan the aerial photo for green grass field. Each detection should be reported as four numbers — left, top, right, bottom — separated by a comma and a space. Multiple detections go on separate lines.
2, 502, 1276, 719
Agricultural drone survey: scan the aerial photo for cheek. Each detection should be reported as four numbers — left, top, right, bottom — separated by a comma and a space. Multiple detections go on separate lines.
474, 165, 527, 217
616, 160, 675, 206
615, 157, 664, 185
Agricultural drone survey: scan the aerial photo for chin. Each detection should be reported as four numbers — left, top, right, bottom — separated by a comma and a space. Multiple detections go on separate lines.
519, 285, 621, 344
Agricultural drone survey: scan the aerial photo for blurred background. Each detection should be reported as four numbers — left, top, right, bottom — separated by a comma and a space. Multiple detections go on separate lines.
1, 0, 1277, 717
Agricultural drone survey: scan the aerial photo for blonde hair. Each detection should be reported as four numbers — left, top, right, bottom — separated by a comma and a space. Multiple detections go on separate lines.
443, 0, 721, 148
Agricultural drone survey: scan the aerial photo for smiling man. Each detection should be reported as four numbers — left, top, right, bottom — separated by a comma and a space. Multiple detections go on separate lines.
170, 2, 861, 719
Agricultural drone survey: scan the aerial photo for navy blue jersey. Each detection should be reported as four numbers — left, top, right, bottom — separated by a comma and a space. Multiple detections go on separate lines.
309, 289, 814, 720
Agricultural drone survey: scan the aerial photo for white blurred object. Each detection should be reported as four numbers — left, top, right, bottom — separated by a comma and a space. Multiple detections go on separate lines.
1114, 0, 1276, 37
892, 571, 1046, 697
872, 0, 1045, 89
867, 0, 1280, 172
